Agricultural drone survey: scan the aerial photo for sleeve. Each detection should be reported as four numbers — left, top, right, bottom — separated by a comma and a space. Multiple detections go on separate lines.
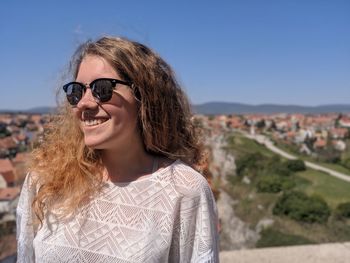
16, 173, 37, 263
169, 178, 219, 263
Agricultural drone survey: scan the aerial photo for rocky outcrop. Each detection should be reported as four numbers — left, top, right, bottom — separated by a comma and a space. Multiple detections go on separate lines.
207, 134, 260, 250
207, 134, 234, 184
217, 191, 260, 250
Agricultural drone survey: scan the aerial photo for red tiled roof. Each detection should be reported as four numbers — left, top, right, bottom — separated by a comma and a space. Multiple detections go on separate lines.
0, 159, 16, 184
287, 131, 295, 138
314, 139, 327, 148
0, 137, 17, 149
227, 118, 242, 128
16, 134, 27, 141
0, 171, 16, 184
0, 115, 12, 124
0, 159, 14, 173
0, 187, 20, 201
31, 115, 42, 123
13, 152, 29, 163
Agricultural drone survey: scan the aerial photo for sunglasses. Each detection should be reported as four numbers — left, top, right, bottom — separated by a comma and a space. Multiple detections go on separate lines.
62, 78, 132, 106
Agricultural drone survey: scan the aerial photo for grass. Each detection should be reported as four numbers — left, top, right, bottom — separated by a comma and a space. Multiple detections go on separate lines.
272, 216, 350, 243
224, 132, 350, 246
226, 133, 277, 159
295, 169, 350, 209
234, 191, 277, 226
314, 162, 350, 176
256, 228, 315, 248
226, 133, 350, 209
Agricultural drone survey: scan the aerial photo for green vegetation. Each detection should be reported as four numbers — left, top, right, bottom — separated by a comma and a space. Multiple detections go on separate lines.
295, 169, 350, 208
257, 176, 295, 193
226, 135, 275, 158
256, 228, 315, 248
285, 159, 306, 172
273, 191, 331, 224
236, 152, 265, 178
225, 132, 350, 246
271, 137, 350, 176
316, 161, 350, 175
341, 157, 350, 170
335, 202, 350, 220
235, 152, 295, 179
0, 126, 11, 138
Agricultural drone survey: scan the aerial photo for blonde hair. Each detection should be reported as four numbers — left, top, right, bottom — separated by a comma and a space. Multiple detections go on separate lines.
31, 36, 205, 226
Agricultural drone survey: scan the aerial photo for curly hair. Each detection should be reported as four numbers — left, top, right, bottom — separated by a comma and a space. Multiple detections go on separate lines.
30, 36, 206, 226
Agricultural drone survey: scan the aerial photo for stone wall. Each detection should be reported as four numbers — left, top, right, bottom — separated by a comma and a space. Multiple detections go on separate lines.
219, 242, 350, 263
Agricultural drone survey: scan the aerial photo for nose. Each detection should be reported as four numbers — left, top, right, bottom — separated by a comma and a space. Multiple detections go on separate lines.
76, 88, 98, 110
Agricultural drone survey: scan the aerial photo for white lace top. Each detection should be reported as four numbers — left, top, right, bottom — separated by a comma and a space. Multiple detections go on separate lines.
16, 160, 219, 263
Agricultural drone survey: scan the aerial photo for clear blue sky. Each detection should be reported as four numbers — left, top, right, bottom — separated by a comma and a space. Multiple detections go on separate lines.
1, 0, 349, 110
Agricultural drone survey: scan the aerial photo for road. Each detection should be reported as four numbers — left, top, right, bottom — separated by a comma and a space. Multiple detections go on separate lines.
243, 132, 350, 183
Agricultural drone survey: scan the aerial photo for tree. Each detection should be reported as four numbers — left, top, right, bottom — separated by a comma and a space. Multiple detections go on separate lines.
335, 202, 350, 219
236, 152, 265, 177
0, 123, 11, 138
256, 176, 295, 193
257, 176, 282, 193
266, 156, 292, 177
273, 191, 330, 224
285, 159, 306, 172
341, 158, 350, 170
256, 119, 266, 129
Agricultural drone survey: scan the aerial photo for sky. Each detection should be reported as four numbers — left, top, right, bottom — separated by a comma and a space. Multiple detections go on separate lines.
0, 0, 349, 110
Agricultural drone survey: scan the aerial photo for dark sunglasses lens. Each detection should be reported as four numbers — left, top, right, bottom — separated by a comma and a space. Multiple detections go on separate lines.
92, 79, 114, 102
65, 83, 83, 105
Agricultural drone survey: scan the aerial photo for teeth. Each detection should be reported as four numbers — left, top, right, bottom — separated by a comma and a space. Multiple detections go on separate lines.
84, 119, 107, 126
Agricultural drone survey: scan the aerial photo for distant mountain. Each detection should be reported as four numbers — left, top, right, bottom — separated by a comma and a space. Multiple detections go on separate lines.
25, 107, 57, 114
193, 102, 350, 115
1, 103, 350, 115
0, 107, 56, 114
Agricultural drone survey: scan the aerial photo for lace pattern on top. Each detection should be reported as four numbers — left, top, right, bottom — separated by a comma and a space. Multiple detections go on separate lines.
16, 160, 219, 263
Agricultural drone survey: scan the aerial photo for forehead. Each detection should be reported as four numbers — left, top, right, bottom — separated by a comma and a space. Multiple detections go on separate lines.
76, 55, 119, 82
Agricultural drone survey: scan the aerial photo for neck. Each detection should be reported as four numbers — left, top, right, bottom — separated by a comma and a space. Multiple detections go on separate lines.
101, 142, 155, 183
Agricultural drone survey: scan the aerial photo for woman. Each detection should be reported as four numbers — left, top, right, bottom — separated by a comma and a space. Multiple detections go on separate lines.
16, 36, 219, 262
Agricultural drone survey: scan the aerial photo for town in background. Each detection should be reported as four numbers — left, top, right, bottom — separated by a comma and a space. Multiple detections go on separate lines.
1, 111, 350, 260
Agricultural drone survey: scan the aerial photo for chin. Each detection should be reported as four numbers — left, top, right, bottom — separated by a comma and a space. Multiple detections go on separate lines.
85, 144, 104, 150
83, 138, 109, 149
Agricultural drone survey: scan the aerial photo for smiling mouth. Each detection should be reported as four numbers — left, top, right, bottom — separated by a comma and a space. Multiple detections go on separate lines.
83, 118, 109, 127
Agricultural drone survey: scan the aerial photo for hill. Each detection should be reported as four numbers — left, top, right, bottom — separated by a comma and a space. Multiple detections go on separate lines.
193, 102, 350, 115
2, 103, 350, 115
0, 107, 56, 114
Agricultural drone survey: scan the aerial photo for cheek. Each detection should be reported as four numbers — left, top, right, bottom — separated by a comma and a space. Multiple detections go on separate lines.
125, 104, 140, 128
72, 108, 82, 120
108, 92, 139, 125
108, 107, 139, 133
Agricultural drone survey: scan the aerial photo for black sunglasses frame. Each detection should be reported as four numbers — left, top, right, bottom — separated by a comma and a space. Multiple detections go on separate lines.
63, 78, 132, 106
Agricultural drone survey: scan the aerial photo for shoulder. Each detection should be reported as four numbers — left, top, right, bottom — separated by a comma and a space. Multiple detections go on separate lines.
20, 171, 40, 197
159, 159, 212, 199
174, 160, 209, 188
17, 172, 39, 217
25, 171, 39, 186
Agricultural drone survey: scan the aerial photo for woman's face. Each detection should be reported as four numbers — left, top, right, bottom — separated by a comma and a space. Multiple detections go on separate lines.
73, 55, 140, 150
